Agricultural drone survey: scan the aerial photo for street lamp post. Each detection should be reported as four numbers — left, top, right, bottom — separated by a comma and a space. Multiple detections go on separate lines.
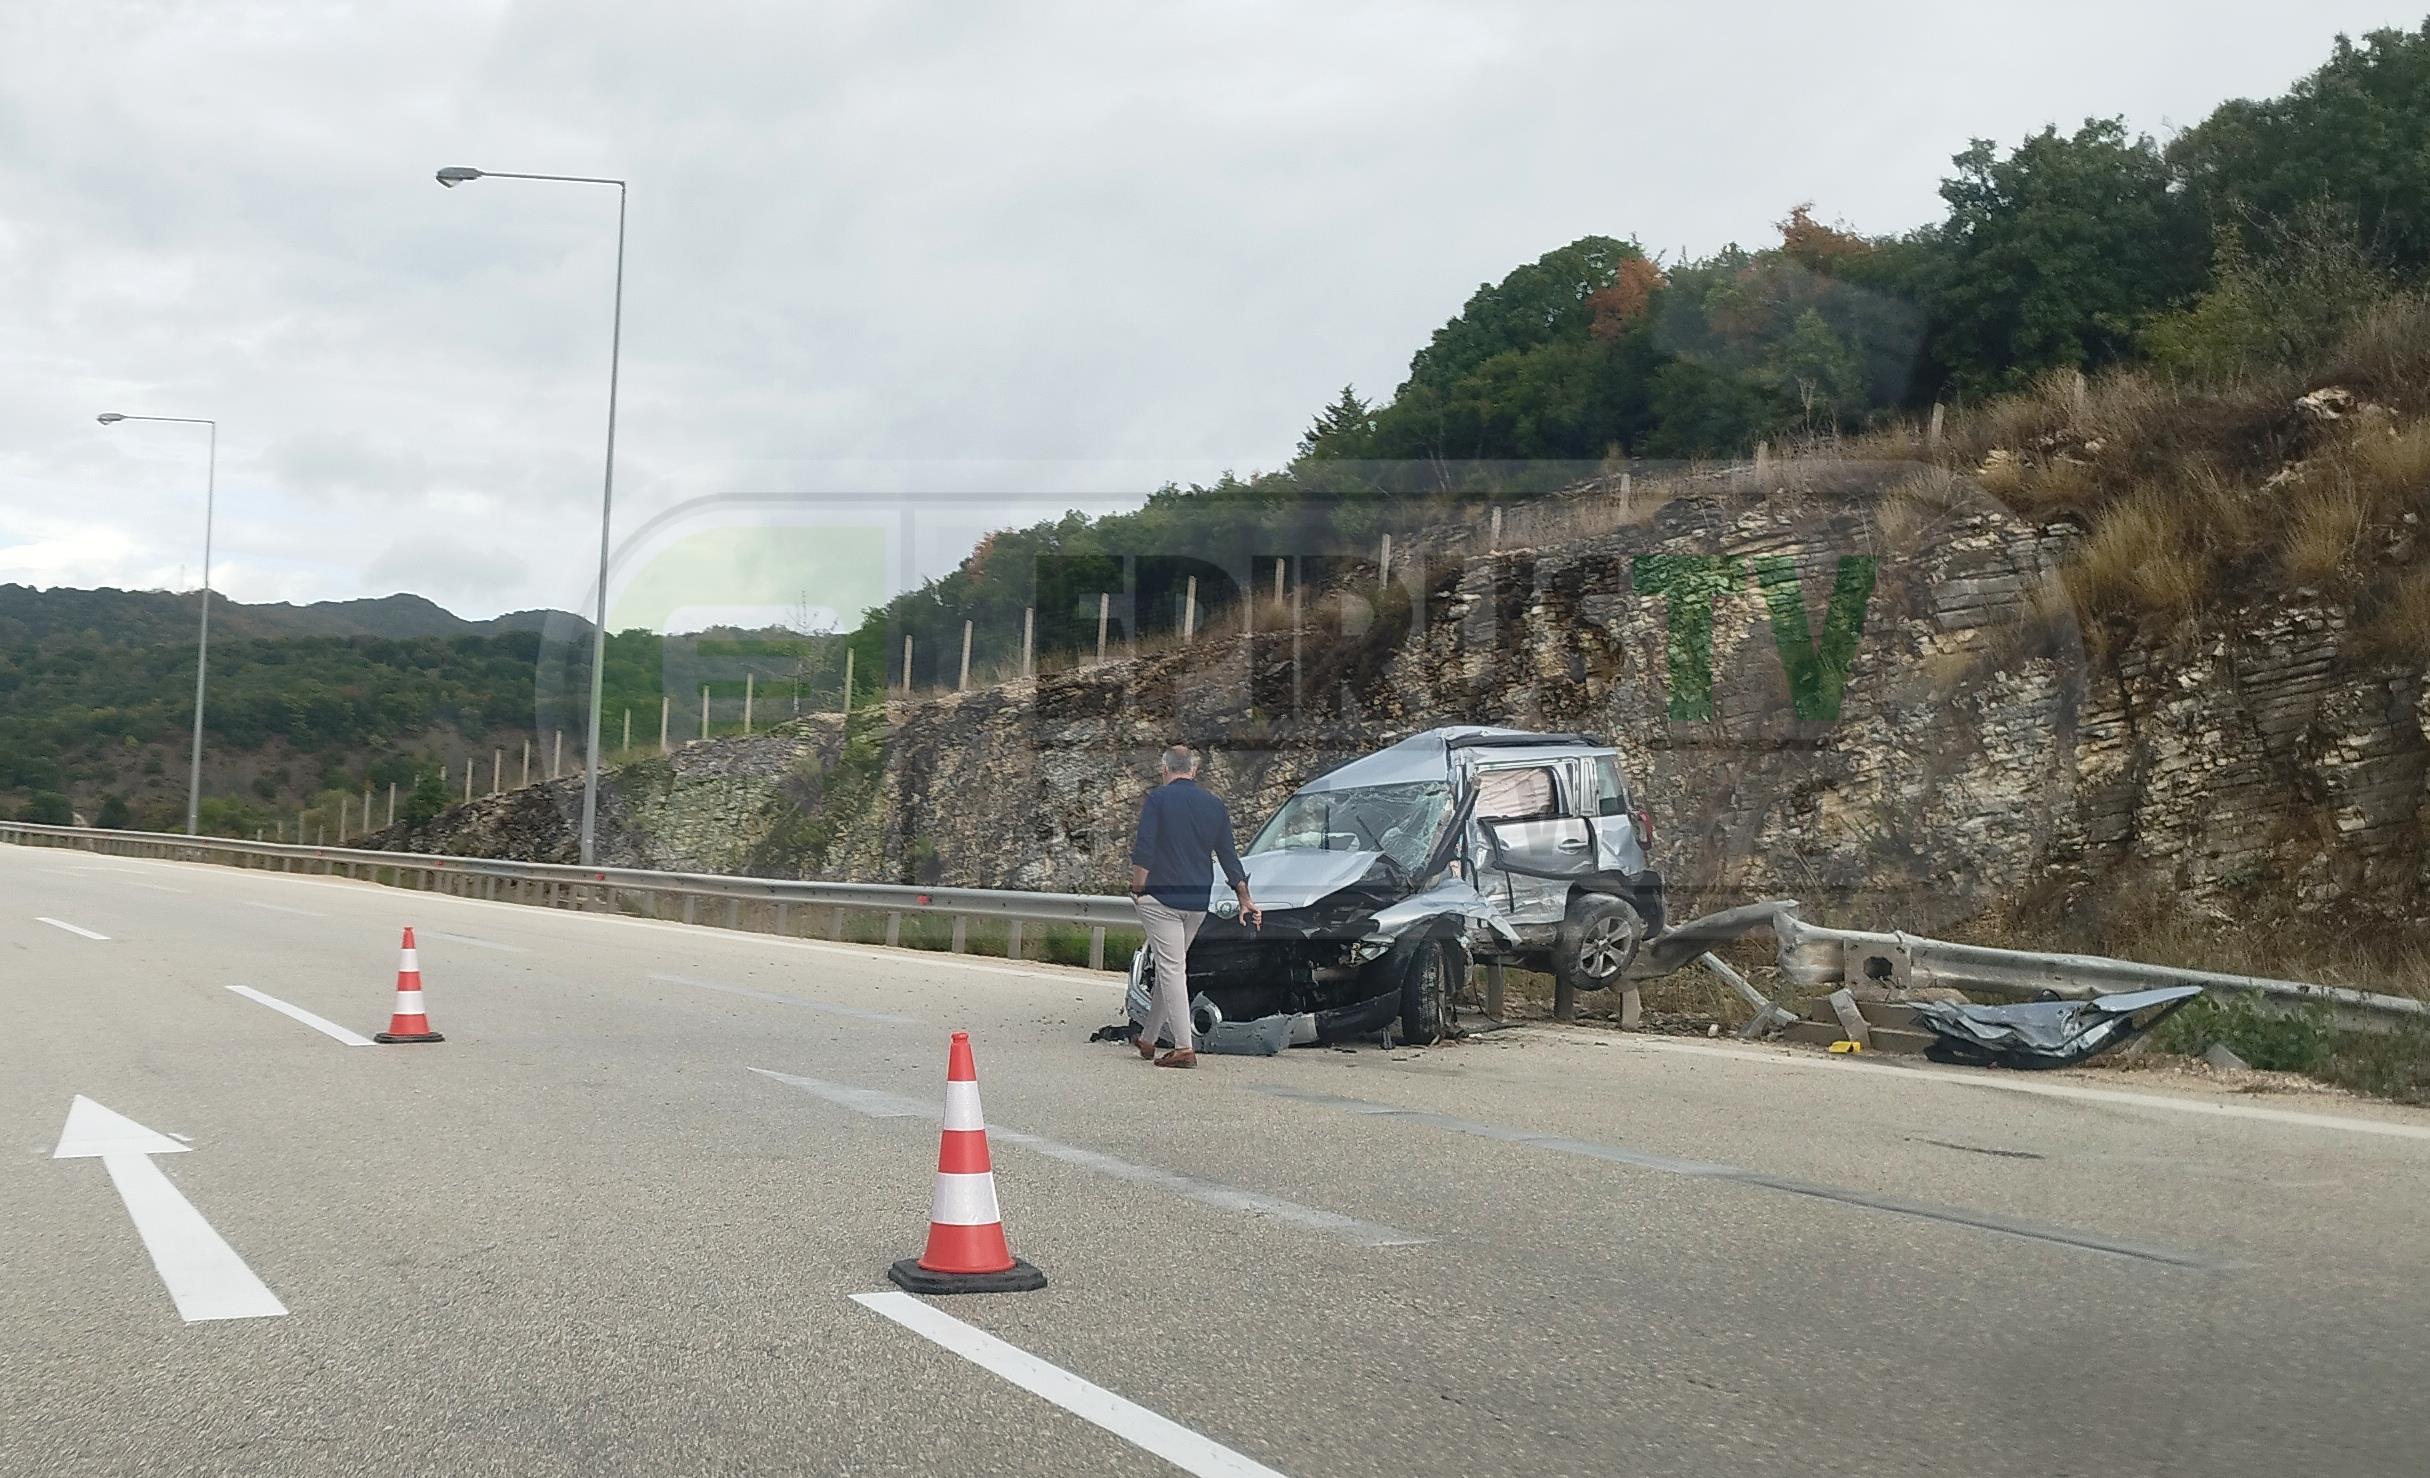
435, 164, 626, 868
97, 412, 216, 836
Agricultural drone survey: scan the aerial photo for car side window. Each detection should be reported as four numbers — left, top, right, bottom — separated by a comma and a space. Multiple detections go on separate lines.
1592, 756, 1628, 817
1475, 765, 1558, 821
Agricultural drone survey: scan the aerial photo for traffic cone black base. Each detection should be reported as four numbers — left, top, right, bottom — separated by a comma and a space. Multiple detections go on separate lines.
373, 1029, 446, 1044
886, 1256, 1047, 1295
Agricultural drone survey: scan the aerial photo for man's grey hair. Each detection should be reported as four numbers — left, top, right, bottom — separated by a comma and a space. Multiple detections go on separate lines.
1161, 744, 1199, 775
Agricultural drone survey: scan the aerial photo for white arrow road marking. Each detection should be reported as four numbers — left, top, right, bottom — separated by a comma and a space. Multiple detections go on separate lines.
853, 1291, 1289, 1478
226, 986, 375, 1046
52, 1096, 288, 1323
36, 917, 110, 940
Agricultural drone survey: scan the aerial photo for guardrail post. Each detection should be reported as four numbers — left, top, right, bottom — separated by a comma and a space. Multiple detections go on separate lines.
1088, 926, 1106, 971
1005, 920, 1023, 960
951, 917, 967, 953
1553, 977, 1577, 1022
682, 894, 696, 925
885, 911, 902, 947
828, 906, 847, 941
727, 898, 741, 930
1485, 962, 1506, 1019
774, 901, 790, 936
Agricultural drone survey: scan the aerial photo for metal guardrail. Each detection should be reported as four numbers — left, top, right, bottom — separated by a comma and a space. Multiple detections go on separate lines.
1628, 898, 2428, 1027
0, 820, 1138, 969
9, 822, 2423, 1026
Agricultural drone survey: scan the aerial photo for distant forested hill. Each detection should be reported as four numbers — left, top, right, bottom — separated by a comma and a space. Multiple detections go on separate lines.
0, 585, 834, 835
0, 584, 572, 645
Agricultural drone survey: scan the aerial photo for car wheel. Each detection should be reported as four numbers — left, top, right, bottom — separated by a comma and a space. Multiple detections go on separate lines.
1555, 895, 1642, 992
1399, 939, 1459, 1045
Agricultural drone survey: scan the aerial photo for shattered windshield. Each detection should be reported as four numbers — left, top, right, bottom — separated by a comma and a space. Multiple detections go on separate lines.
1249, 782, 1453, 873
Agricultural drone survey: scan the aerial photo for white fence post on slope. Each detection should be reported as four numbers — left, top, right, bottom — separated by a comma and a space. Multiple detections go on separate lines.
660, 694, 671, 754
1096, 592, 1110, 665
744, 674, 755, 733
1022, 607, 1034, 678
959, 621, 972, 691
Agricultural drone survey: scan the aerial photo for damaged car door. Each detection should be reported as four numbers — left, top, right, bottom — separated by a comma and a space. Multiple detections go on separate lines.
1465, 759, 1595, 926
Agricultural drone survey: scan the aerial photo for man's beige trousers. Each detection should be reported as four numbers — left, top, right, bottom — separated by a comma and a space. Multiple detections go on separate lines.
1132, 894, 1206, 1053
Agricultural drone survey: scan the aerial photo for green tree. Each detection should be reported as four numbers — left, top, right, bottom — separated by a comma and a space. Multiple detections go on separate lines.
1400, 236, 1642, 398
1928, 119, 2205, 396
1770, 309, 1865, 428
2171, 23, 2430, 273
2142, 205, 2400, 381
1296, 385, 1377, 461
402, 769, 450, 826
96, 793, 131, 829
21, 790, 71, 824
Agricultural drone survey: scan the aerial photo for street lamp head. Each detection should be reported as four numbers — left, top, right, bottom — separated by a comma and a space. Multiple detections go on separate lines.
435, 166, 484, 188
96, 412, 125, 425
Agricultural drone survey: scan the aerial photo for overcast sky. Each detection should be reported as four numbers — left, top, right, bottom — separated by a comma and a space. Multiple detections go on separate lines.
2, 1, 2417, 623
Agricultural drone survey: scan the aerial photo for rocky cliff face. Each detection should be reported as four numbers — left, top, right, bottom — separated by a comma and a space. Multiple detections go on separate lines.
374, 471, 2427, 935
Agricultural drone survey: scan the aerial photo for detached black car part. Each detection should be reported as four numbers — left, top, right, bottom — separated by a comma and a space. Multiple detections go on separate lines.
1906, 985, 2204, 1069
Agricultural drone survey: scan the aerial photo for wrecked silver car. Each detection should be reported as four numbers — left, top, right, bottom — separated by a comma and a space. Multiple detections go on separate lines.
1127, 726, 1666, 1047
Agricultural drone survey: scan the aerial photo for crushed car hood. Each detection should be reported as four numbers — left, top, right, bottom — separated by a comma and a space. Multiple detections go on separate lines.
1216, 848, 1387, 911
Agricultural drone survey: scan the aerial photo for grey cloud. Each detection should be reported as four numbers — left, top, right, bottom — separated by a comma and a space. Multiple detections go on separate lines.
0, 0, 2411, 617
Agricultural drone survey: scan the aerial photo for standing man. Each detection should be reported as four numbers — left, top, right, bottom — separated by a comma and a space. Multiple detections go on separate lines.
1129, 744, 1258, 1068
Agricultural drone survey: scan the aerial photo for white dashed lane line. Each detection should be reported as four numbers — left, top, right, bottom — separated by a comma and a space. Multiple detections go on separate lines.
650, 972, 916, 1024
752, 1067, 1429, 1248
36, 917, 111, 941
852, 1291, 1290, 1478
225, 986, 376, 1046
417, 930, 523, 953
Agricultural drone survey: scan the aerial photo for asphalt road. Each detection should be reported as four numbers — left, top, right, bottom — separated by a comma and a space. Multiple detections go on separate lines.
5, 841, 2428, 1477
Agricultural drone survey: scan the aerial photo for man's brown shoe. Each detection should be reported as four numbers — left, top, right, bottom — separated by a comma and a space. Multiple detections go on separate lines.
1154, 1049, 1198, 1069
1135, 1038, 1158, 1060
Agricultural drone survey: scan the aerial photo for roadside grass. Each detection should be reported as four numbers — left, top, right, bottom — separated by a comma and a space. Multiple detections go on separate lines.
2147, 996, 2430, 1105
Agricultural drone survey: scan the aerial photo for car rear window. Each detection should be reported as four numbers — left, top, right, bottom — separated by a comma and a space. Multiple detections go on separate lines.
1475, 766, 1557, 820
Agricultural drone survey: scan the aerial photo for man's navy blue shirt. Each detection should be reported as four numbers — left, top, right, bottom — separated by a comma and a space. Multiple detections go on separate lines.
1130, 778, 1249, 911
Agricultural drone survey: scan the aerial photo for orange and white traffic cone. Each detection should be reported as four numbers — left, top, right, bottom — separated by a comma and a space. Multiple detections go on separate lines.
374, 926, 445, 1044
886, 1031, 1045, 1294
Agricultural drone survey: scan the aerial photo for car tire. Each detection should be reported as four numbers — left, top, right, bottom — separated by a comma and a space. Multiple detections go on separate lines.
1399, 939, 1459, 1045
1555, 894, 1642, 992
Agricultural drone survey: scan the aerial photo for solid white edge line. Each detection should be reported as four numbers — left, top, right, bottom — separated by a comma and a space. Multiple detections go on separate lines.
225, 986, 376, 1047
1553, 1029, 2430, 1145
36, 916, 110, 940
101, 1154, 288, 1322
852, 1291, 1287, 1478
